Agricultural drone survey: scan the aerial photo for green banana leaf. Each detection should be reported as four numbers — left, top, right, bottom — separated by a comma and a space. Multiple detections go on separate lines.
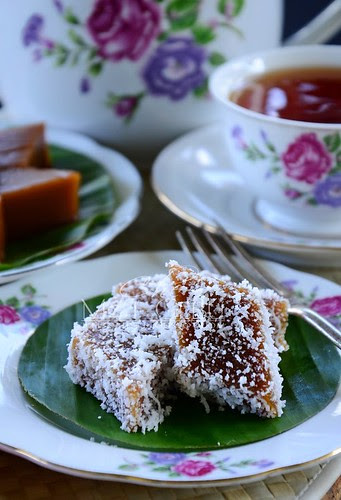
0, 146, 116, 270
18, 295, 340, 451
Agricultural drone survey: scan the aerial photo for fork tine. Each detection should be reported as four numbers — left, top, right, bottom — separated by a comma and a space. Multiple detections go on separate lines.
175, 230, 204, 271
215, 222, 290, 297
176, 229, 222, 274
201, 227, 245, 282
185, 227, 226, 274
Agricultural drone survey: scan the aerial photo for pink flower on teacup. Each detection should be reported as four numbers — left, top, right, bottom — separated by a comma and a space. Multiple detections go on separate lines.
0, 305, 21, 325
281, 133, 332, 184
86, 0, 161, 62
173, 460, 216, 477
310, 296, 341, 317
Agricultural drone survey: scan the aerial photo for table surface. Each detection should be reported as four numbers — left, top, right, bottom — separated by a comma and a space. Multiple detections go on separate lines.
1, 167, 340, 499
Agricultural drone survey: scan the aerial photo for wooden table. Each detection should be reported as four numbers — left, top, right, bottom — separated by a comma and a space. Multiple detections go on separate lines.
0, 168, 340, 499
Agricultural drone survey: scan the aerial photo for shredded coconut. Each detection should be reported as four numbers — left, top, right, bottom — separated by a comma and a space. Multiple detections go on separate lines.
65, 262, 289, 433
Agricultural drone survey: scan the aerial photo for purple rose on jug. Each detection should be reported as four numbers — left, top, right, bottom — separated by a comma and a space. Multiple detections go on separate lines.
281, 133, 332, 184
86, 0, 161, 62
143, 37, 206, 100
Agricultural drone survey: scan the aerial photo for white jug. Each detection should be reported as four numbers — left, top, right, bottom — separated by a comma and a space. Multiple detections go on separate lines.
0, 0, 339, 157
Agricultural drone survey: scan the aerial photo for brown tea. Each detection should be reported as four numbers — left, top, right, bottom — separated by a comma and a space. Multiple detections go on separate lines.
230, 67, 341, 123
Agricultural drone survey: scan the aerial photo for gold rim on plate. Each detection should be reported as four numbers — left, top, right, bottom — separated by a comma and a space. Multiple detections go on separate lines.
1, 442, 340, 487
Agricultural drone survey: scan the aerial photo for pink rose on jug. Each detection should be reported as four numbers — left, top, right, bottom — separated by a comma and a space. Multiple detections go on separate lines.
86, 0, 161, 62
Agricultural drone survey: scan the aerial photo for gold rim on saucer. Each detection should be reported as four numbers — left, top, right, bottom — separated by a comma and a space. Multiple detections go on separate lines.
151, 177, 341, 254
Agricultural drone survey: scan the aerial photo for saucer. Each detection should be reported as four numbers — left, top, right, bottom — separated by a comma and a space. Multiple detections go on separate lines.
151, 124, 341, 267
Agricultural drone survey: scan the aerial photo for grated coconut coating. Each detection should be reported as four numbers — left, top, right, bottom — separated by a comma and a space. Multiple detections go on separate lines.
167, 261, 285, 418
65, 275, 173, 433
66, 263, 289, 433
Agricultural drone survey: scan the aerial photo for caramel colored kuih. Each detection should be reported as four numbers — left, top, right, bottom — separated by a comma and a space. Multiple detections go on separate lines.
0, 123, 51, 170
0, 167, 80, 261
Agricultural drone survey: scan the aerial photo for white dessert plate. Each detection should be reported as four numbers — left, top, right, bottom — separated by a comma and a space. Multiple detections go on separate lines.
0, 250, 340, 486
0, 127, 142, 284
151, 124, 341, 267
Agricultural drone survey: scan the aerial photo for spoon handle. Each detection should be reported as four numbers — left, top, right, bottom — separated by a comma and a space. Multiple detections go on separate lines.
284, 0, 341, 45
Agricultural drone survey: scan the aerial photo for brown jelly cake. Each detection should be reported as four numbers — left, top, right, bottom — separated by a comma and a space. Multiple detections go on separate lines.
168, 261, 285, 418
0, 167, 80, 261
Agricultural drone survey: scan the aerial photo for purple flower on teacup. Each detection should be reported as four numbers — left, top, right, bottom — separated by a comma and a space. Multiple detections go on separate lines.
19, 306, 51, 326
142, 37, 206, 101
86, 0, 161, 62
310, 296, 341, 317
281, 133, 332, 184
313, 174, 341, 207
148, 453, 186, 465
173, 459, 216, 477
231, 125, 247, 149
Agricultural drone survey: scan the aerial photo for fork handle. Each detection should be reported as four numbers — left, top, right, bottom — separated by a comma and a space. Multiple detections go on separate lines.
289, 305, 341, 350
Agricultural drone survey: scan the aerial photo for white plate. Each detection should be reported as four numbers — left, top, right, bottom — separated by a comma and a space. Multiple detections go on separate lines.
151, 124, 341, 267
0, 128, 142, 284
0, 250, 340, 487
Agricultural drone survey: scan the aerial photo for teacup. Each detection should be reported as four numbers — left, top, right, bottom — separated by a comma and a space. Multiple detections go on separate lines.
209, 45, 341, 238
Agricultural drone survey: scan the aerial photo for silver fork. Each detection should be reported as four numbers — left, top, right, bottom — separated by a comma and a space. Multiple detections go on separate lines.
176, 225, 341, 350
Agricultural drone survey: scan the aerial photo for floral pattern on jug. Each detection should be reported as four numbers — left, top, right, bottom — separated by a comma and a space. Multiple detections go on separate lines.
22, 0, 246, 122
231, 127, 341, 207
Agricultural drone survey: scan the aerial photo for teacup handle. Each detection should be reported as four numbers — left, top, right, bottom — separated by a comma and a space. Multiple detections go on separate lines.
284, 0, 341, 45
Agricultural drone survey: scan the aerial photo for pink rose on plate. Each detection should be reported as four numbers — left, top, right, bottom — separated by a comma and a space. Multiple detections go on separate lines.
86, 0, 161, 62
0, 305, 21, 325
173, 460, 216, 477
310, 296, 341, 317
281, 133, 332, 184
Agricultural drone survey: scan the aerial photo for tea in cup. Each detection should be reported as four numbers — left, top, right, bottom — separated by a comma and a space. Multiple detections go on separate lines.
209, 45, 341, 237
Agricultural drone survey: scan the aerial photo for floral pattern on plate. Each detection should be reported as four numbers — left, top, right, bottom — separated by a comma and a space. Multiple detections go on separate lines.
280, 279, 341, 330
0, 284, 50, 336
118, 452, 275, 478
231, 127, 341, 207
22, 0, 245, 122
